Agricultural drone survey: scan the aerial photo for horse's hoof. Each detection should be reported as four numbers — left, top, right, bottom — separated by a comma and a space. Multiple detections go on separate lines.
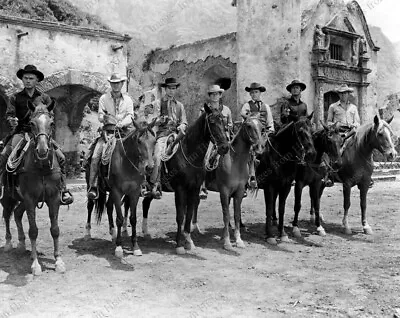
16, 241, 26, 252
280, 235, 290, 243
317, 226, 326, 236
55, 259, 66, 273
344, 227, 352, 235
236, 240, 245, 249
363, 226, 373, 235
133, 249, 142, 256
122, 230, 129, 238
266, 237, 277, 245
143, 233, 152, 239
31, 261, 42, 276
184, 241, 196, 251
223, 243, 235, 251
4, 241, 13, 252
191, 224, 204, 236
115, 246, 124, 258
84, 234, 92, 241
176, 247, 186, 255
292, 227, 302, 238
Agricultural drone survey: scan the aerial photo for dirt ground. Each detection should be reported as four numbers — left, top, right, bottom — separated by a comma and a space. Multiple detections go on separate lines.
0, 180, 400, 318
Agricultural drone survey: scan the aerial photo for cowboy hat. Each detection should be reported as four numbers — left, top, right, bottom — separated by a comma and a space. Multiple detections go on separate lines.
245, 82, 266, 92
160, 78, 180, 88
286, 80, 306, 92
16, 65, 44, 82
107, 73, 127, 83
336, 84, 354, 93
207, 84, 224, 94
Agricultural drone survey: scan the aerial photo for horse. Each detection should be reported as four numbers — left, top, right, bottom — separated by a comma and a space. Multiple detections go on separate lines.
95, 120, 157, 257
1, 100, 66, 275
142, 104, 229, 254
256, 114, 316, 245
192, 116, 264, 251
292, 122, 342, 237
328, 115, 397, 235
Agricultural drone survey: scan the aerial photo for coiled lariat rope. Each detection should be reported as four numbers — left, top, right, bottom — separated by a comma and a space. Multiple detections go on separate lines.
6, 133, 31, 173
204, 143, 220, 172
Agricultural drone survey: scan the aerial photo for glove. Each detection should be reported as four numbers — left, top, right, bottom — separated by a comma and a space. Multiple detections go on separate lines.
177, 123, 186, 132
116, 121, 123, 129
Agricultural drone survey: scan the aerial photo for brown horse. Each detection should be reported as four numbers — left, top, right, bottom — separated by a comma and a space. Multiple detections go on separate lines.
1, 100, 66, 275
193, 116, 264, 250
256, 114, 316, 244
292, 123, 342, 237
142, 104, 229, 254
331, 115, 397, 235
95, 120, 156, 257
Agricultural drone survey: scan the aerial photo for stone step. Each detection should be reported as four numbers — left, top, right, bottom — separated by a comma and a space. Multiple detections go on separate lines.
373, 169, 400, 176
371, 175, 397, 182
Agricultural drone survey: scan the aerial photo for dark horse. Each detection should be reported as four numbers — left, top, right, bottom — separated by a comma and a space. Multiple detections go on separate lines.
329, 115, 397, 235
193, 116, 264, 251
292, 123, 342, 238
1, 100, 66, 275
142, 104, 229, 254
256, 114, 316, 245
95, 120, 157, 257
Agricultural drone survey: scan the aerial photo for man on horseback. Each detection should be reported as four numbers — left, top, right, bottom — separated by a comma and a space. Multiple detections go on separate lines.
280, 80, 308, 124
199, 84, 233, 199
0, 65, 73, 204
148, 78, 187, 199
240, 82, 274, 189
87, 73, 134, 200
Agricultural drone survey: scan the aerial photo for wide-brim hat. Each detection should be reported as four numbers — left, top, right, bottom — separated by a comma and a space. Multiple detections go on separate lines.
108, 73, 127, 83
336, 84, 354, 93
208, 84, 224, 94
16, 65, 44, 82
160, 77, 180, 88
286, 80, 306, 92
245, 82, 266, 92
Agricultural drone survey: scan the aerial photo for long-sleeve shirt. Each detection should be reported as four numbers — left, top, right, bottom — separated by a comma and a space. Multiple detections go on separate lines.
241, 100, 275, 132
6, 89, 53, 133
152, 97, 187, 138
98, 92, 134, 129
327, 101, 360, 128
280, 97, 308, 124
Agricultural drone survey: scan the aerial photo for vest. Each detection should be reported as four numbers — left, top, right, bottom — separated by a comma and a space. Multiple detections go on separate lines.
248, 100, 268, 127
160, 98, 169, 117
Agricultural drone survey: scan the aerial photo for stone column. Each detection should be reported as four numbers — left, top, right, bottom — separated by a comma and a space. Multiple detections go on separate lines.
236, 0, 301, 111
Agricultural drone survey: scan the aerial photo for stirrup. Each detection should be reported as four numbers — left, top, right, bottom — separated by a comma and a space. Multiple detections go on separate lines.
199, 189, 208, 200
61, 190, 74, 205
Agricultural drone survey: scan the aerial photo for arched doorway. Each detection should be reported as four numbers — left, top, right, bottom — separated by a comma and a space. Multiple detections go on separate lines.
0, 93, 10, 141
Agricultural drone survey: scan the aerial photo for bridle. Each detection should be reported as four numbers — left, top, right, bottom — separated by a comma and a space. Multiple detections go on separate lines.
230, 117, 262, 152
30, 110, 54, 160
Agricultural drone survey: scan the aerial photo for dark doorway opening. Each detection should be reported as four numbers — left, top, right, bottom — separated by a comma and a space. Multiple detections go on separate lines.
324, 91, 340, 120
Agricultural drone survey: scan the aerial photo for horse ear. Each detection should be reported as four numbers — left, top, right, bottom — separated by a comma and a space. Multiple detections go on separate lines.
387, 114, 394, 125
203, 103, 211, 114
320, 120, 328, 130
307, 111, 314, 121
47, 99, 56, 112
373, 114, 380, 128
148, 117, 157, 130
131, 117, 140, 130
27, 100, 36, 112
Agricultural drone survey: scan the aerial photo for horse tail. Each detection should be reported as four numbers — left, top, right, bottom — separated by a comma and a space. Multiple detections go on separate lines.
95, 190, 107, 225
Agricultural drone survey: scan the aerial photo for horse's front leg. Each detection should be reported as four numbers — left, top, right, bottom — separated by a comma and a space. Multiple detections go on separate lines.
25, 198, 41, 275
128, 192, 142, 256
233, 188, 245, 249
122, 195, 130, 236
48, 198, 65, 273
85, 198, 95, 239
278, 184, 292, 242
292, 181, 304, 238
111, 189, 124, 258
142, 197, 153, 238
310, 181, 326, 236
175, 186, 187, 255
183, 188, 198, 251
342, 184, 352, 235
264, 186, 277, 245
359, 183, 372, 235
14, 202, 26, 251
3, 202, 15, 252
191, 193, 203, 236
220, 188, 233, 251
106, 195, 116, 241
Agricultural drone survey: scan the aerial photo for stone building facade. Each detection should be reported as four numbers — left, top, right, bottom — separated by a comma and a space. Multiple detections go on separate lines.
0, 15, 131, 174
145, 0, 379, 127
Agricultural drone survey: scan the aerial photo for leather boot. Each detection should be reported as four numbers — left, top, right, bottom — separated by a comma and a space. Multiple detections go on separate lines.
87, 160, 99, 200
165, 130, 185, 156
58, 155, 74, 205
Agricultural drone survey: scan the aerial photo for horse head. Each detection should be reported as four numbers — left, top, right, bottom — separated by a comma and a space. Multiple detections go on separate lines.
292, 112, 317, 163
203, 104, 229, 155
131, 118, 157, 175
372, 115, 398, 161
243, 116, 264, 155
319, 121, 343, 169
28, 99, 55, 160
